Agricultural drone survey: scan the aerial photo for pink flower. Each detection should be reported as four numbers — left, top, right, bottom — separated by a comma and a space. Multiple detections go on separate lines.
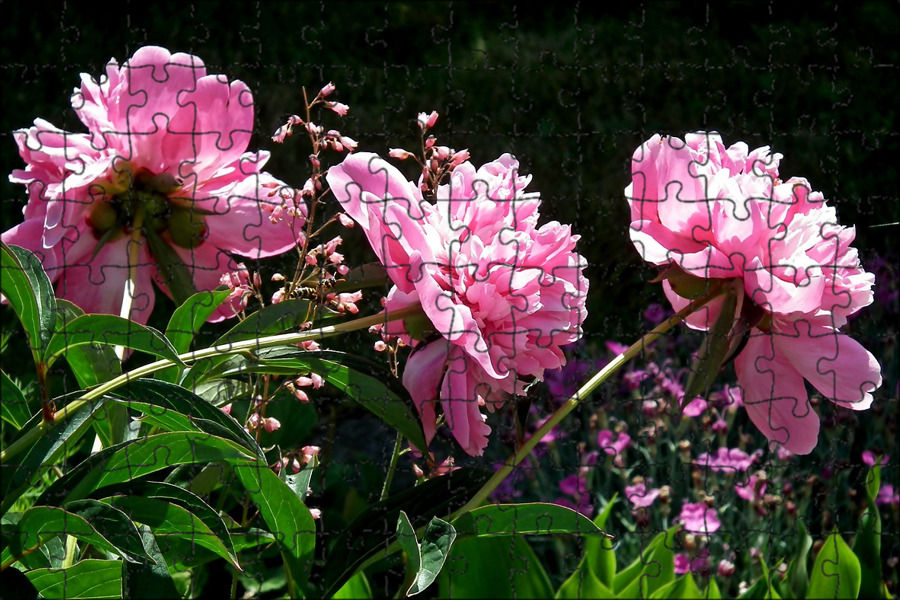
625, 481, 661, 508
675, 549, 710, 575
676, 502, 721, 534
327, 152, 588, 455
627, 132, 881, 454
694, 447, 757, 472
597, 429, 631, 456
862, 450, 889, 467
876, 484, 899, 508
735, 474, 767, 502
3, 46, 305, 324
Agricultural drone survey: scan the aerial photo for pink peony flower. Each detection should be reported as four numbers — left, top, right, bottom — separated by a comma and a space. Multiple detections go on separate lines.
626, 132, 881, 454
2, 46, 306, 324
676, 502, 721, 535
326, 152, 588, 456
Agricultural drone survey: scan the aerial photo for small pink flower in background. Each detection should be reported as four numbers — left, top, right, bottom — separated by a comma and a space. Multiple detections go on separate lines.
681, 396, 708, 417
625, 481, 661, 509
676, 502, 721, 535
862, 450, 889, 467
694, 447, 757, 472
2, 46, 306, 324
327, 152, 588, 456
597, 429, 631, 457
877, 484, 899, 508
674, 549, 710, 575
735, 473, 767, 502
626, 132, 881, 454
555, 473, 593, 518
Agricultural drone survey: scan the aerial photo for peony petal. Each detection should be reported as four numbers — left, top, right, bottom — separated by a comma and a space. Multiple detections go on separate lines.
440, 347, 493, 456
401, 339, 448, 447
735, 333, 820, 454
774, 321, 881, 409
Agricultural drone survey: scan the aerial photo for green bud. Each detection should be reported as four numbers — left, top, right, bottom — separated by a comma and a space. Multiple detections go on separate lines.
165, 207, 208, 249
86, 200, 119, 235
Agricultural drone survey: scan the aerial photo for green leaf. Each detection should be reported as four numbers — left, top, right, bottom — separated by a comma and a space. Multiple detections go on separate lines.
35, 432, 256, 506
121, 525, 181, 600
213, 298, 311, 349
319, 467, 490, 598
106, 496, 241, 570
437, 535, 553, 599
738, 553, 781, 599
1, 370, 33, 429
1, 242, 57, 361
0, 505, 149, 568
650, 573, 702, 599
854, 506, 883, 598
555, 567, 612, 599
106, 378, 263, 459
0, 395, 110, 516
331, 571, 373, 599
397, 511, 456, 596
156, 287, 231, 383
584, 495, 617, 587
26, 559, 123, 599
53, 300, 122, 390
63, 499, 155, 565
707, 576, 723, 599
453, 502, 605, 537
808, 530, 861, 599
234, 462, 317, 598
786, 520, 813, 599
684, 288, 738, 400
614, 525, 679, 598
281, 453, 319, 504
43, 314, 184, 368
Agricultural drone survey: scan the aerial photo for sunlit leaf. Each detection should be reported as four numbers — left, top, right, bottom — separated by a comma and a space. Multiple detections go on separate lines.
26, 558, 123, 599
1, 370, 33, 429
1, 242, 57, 362
808, 530, 861, 600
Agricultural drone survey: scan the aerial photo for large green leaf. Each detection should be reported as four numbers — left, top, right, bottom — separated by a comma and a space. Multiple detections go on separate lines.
156, 287, 231, 383
650, 572, 702, 599
53, 300, 122, 390
614, 525, 679, 598
0, 395, 109, 515
397, 511, 456, 596
121, 525, 180, 600
786, 520, 813, 600
437, 534, 553, 599
808, 530, 861, 600
106, 378, 263, 459
453, 502, 605, 537
1, 243, 57, 361
0, 504, 149, 567
319, 467, 490, 598
854, 467, 884, 599
26, 559, 123, 599
43, 314, 184, 369
234, 462, 317, 598
106, 496, 240, 570
584, 495, 617, 587
331, 571, 373, 599
1, 370, 33, 429
555, 566, 612, 599
35, 432, 256, 506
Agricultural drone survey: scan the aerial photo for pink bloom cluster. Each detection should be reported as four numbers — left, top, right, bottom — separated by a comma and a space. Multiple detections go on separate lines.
627, 132, 882, 454
3, 46, 305, 324
694, 447, 758, 473
327, 152, 588, 456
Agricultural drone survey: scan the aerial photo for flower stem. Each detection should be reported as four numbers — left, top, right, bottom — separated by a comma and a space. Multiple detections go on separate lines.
449, 283, 725, 521
0, 304, 423, 464
380, 431, 404, 501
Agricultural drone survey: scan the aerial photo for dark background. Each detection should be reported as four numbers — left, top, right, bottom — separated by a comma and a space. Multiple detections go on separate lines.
2, 1, 897, 348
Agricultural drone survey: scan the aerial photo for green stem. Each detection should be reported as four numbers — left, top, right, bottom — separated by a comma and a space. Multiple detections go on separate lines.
380, 431, 404, 501
0, 303, 424, 464
449, 283, 724, 520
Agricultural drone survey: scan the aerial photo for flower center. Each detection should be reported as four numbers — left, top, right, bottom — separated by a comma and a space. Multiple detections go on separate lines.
87, 166, 208, 250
